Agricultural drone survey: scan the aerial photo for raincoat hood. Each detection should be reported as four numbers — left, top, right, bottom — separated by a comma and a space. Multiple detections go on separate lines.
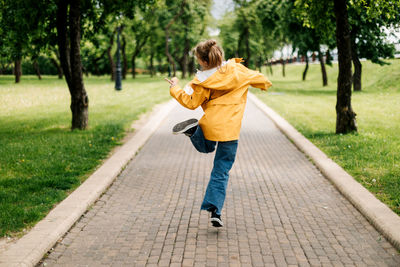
192, 58, 248, 91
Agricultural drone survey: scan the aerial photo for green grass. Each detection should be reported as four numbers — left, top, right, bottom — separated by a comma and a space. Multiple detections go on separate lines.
0, 75, 172, 237
252, 59, 400, 215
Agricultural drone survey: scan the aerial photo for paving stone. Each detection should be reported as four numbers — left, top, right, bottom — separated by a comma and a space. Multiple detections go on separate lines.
41, 102, 400, 266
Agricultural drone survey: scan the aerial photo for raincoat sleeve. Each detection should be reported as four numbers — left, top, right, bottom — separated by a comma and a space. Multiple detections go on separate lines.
235, 59, 272, 90
248, 70, 272, 90
170, 82, 210, 110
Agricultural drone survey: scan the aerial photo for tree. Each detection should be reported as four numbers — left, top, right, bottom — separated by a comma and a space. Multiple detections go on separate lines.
0, 0, 31, 82
333, 0, 357, 133
290, 0, 337, 85
233, 0, 262, 68
220, 0, 281, 72
129, 13, 152, 78
11, 0, 152, 129
219, 12, 240, 59
256, 0, 291, 76
162, 0, 211, 78
255, 3, 280, 74
49, 49, 64, 79
348, 2, 399, 91
172, 0, 212, 78
165, 0, 187, 77
295, 0, 356, 133
56, 0, 89, 129
107, 27, 117, 81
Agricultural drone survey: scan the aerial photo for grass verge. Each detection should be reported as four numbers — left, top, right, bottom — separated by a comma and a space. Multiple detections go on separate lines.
0, 75, 171, 237
252, 59, 400, 215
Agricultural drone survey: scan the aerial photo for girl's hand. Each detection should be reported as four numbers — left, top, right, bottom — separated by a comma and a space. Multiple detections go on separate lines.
170, 77, 179, 87
164, 77, 179, 87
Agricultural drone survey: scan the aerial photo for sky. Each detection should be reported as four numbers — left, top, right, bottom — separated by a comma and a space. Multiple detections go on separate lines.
208, 0, 234, 36
211, 0, 234, 20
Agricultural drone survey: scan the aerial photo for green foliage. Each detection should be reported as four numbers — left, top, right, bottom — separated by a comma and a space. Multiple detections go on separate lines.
219, 0, 283, 68
348, 1, 399, 64
0, 75, 171, 236
167, 0, 213, 65
294, 0, 336, 43
219, 12, 240, 59
0, 0, 161, 76
21, 56, 58, 75
294, 0, 399, 63
0, 0, 52, 61
253, 59, 400, 215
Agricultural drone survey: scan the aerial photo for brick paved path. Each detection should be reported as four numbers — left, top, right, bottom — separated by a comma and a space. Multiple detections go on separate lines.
41, 100, 400, 267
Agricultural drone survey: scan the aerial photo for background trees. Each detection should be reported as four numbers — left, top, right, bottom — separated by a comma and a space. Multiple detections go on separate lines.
0, 0, 399, 134
0, 0, 211, 130
293, 0, 399, 133
348, 2, 399, 91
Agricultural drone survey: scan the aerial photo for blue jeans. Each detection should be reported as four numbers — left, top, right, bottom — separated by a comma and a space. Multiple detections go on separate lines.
190, 126, 238, 215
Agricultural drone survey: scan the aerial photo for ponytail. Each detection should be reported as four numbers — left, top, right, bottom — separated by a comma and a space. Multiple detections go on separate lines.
195, 40, 224, 69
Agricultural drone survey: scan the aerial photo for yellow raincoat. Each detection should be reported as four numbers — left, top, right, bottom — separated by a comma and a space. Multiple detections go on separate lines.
170, 58, 272, 141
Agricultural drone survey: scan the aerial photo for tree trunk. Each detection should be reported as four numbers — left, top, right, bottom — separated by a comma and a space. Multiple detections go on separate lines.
281, 59, 285, 77
131, 36, 148, 78
302, 55, 309, 81
93, 61, 100, 76
352, 56, 362, 91
180, 51, 187, 79
318, 49, 328, 86
150, 51, 154, 77
33, 60, 42, 80
237, 37, 242, 60
1, 62, 11, 75
181, 31, 190, 78
188, 56, 195, 76
245, 27, 250, 67
56, 0, 89, 130
326, 49, 332, 66
122, 34, 127, 79
14, 58, 22, 83
165, 35, 176, 77
107, 30, 116, 81
92, 50, 105, 76
333, 0, 357, 134
256, 55, 261, 72
50, 57, 63, 79
266, 58, 273, 76
82, 66, 89, 77
131, 55, 136, 78
158, 58, 164, 75
351, 37, 362, 91
240, 26, 250, 67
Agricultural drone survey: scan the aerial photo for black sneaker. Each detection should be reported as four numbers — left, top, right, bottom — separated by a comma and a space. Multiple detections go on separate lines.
210, 210, 223, 227
172, 119, 198, 137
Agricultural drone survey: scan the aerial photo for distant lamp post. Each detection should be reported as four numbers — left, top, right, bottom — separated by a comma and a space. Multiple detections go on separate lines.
115, 25, 122, 91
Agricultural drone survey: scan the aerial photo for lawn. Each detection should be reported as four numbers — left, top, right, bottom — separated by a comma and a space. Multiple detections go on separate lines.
0, 75, 171, 237
252, 59, 400, 215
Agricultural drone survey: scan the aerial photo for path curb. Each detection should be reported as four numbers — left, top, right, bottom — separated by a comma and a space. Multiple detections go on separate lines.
0, 100, 177, 267
249, 92, 400, 251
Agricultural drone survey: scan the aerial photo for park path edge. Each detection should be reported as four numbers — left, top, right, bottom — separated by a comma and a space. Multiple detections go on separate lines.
0, 100, 177, 267
248, 92, 400, 251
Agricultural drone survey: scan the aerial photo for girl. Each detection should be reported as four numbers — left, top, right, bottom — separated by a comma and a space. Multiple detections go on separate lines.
166, 40, 271, 227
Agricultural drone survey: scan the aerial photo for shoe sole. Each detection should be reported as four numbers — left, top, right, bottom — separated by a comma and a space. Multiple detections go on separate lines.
210, 218, 223, 227
172, 119, 198, 135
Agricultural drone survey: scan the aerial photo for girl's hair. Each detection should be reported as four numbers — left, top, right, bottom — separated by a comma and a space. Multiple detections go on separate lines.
195, 40, 224, 69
